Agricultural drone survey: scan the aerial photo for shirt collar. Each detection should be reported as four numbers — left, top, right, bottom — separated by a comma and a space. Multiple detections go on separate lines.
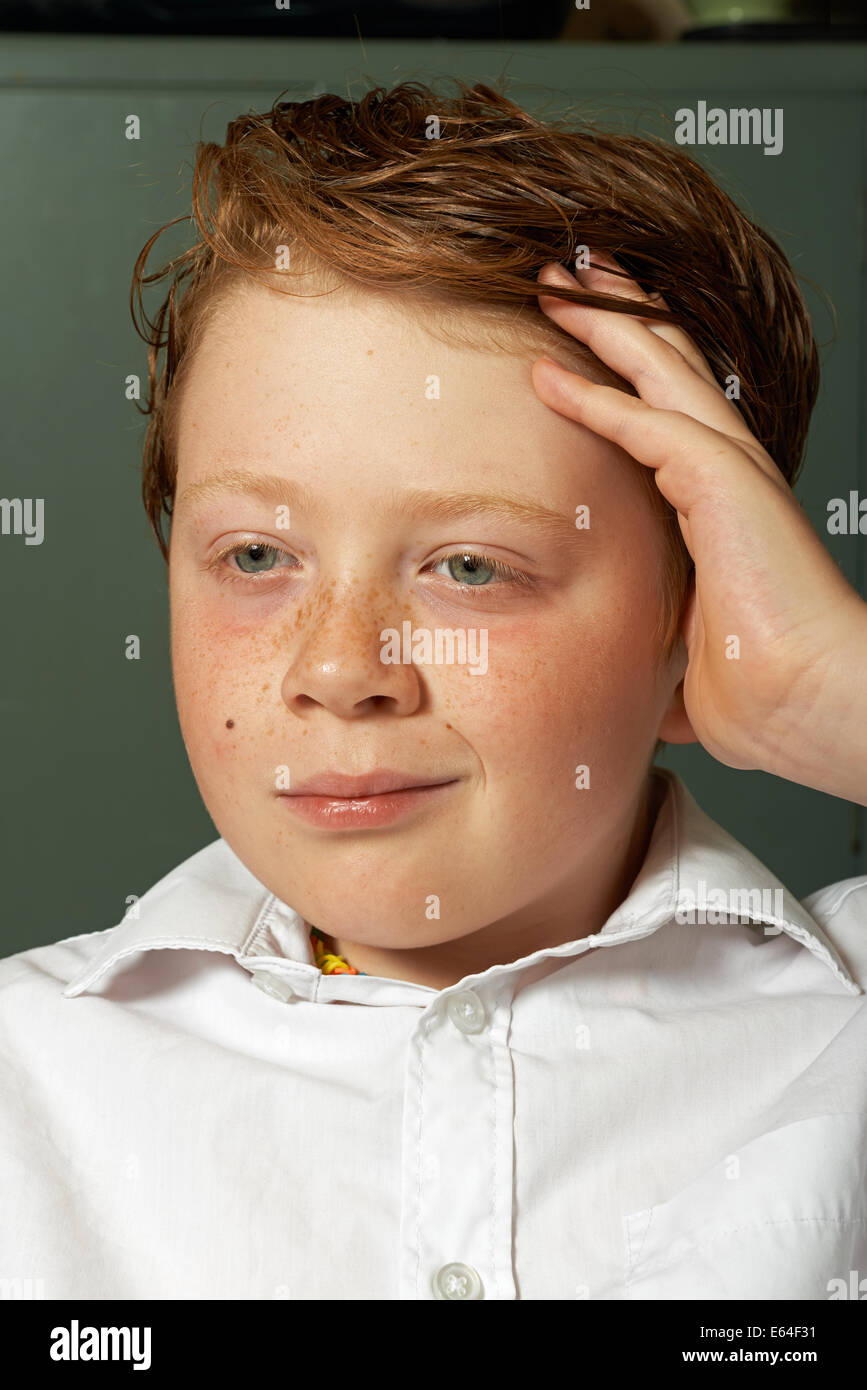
592, 771, 861, 995
63, 769, 861, 1000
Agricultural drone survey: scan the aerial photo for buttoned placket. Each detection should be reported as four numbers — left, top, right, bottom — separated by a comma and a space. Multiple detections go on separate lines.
398, 974, 519, 1300
243, 930, 600, 1301
245, 954, 518, 1299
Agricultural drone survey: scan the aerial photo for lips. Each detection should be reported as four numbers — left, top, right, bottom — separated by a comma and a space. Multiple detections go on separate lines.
283, 770, 458, 798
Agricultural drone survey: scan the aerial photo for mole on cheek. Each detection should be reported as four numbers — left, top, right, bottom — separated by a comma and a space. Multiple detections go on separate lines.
225, 719, 235, 729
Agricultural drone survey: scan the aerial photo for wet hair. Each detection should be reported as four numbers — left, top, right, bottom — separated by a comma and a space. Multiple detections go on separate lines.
131, 77, 819, 657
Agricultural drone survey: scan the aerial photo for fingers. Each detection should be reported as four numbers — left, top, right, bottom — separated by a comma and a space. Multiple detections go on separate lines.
536, 260, 756, 449
529, 363, 789, 504
568, 249, 669, 309
566, 251, 719, 385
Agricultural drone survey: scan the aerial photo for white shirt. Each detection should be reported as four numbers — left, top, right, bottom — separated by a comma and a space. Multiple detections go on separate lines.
1, 769, 866, 1301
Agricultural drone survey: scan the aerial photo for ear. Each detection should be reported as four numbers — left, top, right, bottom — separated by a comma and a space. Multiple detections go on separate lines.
657, 571, 699, 746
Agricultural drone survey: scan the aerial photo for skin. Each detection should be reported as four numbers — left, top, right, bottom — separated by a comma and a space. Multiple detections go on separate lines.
168, 274, 694, 989
534, 255, 867, 806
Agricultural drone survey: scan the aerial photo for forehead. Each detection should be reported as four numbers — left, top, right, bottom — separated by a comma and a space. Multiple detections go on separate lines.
178, 263, 628, 397
172, 274, 647, 527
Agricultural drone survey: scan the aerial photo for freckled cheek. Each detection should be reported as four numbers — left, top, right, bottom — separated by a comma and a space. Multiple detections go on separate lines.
442, 611, 653, 770
171, 607, 278, 761
428, 622, 583, 744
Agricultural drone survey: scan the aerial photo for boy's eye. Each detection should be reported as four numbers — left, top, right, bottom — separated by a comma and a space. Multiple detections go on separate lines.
229, 542, 289, 574
428, 552, 531, 588
210, 541, 297, 579
208, 542, 532, 590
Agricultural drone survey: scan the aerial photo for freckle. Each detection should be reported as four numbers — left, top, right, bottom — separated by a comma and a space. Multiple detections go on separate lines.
225, 719, 234, 729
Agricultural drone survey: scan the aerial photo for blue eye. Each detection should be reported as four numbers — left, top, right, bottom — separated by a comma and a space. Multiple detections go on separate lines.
208, 540, 298, 584
430, 552, 531, 588
230, 542, 283, 574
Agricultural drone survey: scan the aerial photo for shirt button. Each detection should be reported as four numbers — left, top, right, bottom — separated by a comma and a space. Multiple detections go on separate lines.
446, 988, 487, 1034
432, 1263, 484, 1300
250, 971, 294, 1002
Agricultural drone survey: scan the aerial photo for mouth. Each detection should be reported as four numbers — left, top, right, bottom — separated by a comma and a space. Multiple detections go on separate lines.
277, 770, 460, 831
286, 769, 458, 797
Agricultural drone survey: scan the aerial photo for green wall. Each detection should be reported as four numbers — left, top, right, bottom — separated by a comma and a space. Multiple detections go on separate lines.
1, 36, 865, 954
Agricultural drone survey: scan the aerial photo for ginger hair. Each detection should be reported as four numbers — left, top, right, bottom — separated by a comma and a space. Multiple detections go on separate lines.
131, 78, 819, 657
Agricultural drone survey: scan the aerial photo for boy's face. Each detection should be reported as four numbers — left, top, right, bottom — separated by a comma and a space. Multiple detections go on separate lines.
168, 278, 690, 965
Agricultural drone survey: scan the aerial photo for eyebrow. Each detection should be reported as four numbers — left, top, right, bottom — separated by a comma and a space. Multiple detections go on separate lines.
175, 467, 582, 547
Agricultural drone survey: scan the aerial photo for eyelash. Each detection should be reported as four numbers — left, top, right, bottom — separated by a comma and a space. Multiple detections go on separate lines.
433, 551, 535, 589
207, 540, 535, 591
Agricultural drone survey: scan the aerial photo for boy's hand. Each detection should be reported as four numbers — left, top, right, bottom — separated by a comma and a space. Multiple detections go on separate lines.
532, 255, 867, 806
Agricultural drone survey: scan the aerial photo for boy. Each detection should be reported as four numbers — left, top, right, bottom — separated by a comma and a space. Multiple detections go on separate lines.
1, 79, 866, 1300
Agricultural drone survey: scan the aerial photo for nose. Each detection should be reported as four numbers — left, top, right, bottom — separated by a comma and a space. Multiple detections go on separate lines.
280, 579, 423, 719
